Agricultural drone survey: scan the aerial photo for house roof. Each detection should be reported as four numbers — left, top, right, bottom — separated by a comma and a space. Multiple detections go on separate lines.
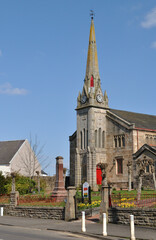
0, 140, 25, 164
110, 109, 156, 130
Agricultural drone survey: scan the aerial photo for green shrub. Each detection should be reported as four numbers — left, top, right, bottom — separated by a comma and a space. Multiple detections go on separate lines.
0, 172, 9, 194
4, 175, 36, 195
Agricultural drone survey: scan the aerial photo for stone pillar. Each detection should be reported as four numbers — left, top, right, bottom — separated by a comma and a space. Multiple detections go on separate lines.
92, 149, 97, 191
51, 156, 67, 202
151, 166, 156, 190
10, 191, 19, 207
11, 172, 16, 192
65, 186, 76, 221
137, 169, 144, 201
10, 172, 19, 207
75, 148, 81, 187
87, 147, 92, 186
36, 171, 40, 193
100, 186, 109, 222
127, 161, 132, 191
98, 163, 109, 222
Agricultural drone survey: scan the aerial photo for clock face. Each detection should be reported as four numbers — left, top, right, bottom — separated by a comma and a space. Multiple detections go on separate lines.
81, 95, 87, 104
96, 94, 103, 103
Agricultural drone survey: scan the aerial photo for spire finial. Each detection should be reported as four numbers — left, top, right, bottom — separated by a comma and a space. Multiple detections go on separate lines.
90, 10, 95, 20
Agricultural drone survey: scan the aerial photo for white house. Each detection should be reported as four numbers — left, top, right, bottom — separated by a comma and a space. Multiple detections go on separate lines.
0, 139, 41, 177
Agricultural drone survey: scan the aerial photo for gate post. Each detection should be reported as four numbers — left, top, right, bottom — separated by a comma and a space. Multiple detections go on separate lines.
65, 186, 76, 221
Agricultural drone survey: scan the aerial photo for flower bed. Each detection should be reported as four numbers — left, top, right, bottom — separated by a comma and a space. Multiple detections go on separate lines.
77, 200, 101, 210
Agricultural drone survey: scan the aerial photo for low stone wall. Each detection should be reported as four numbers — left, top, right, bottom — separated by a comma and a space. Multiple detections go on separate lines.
109, 208, 156, 227
1, 205, 64, 220
1, 204, 155, 227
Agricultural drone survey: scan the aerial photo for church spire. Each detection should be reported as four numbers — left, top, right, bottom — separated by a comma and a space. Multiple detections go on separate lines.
85, 18, 100, 81
77, 16, 109, 109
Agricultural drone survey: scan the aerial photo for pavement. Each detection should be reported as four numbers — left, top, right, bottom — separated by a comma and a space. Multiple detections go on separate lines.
0, 215, 155, 240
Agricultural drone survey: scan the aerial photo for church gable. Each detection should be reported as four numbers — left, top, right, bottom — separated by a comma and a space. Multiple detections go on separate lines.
133, 144, 156, 160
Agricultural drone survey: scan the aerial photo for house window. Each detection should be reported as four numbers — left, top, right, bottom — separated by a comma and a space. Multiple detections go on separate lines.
116, 159, 123, 174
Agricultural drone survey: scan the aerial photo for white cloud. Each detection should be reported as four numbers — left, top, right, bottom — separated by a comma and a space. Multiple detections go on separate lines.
0, 83, 28, 95
141, 7, 156, 28
151, 41, 156, 49
0, 50, 2, 56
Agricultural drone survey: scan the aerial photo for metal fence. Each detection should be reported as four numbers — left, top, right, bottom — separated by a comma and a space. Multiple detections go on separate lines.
111, 193, 156, 208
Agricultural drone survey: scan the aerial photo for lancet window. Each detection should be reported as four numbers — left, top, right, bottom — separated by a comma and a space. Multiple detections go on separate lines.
95, 129, 105, 148
80, 131, 83, 149
95, 130, 97, 148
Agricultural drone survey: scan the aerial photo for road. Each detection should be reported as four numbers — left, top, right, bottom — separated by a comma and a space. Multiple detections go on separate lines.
0, 225, 95, 240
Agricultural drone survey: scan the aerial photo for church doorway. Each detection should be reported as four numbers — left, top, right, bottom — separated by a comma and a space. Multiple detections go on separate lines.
96, 165, 102, 185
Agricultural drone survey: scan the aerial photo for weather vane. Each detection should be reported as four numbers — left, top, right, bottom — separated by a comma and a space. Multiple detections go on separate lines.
90, 10, 95, 19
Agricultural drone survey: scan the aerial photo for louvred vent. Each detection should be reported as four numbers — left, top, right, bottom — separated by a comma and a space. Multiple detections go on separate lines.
90, 75, 94, 87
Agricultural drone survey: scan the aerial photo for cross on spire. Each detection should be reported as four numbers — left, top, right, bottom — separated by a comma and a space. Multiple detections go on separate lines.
90, 10, 95, 19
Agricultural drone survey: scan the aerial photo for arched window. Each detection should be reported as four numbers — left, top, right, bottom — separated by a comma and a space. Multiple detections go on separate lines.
102, 131, 105, 148
99, 128, 101, 148
118, 136, 121, 147
80, 131, 83, 149
87, 130, 88, 146
83, 128, 85, 149
95, 130, 97, 148
114, 136, 117, 147
122, 135, 125, 147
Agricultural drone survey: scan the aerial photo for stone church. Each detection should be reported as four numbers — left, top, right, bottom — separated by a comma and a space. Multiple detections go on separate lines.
69, 18, 156, 191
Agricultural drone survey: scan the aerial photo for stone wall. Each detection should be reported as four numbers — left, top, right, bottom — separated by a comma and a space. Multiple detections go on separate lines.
109, 208, 156, 227
1, 205, 64, 220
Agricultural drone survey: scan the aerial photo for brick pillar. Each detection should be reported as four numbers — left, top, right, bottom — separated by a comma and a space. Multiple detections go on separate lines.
51, 156, 67, 202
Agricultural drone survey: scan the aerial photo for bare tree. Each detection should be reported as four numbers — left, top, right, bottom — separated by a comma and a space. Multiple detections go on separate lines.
15, 134, 50, 178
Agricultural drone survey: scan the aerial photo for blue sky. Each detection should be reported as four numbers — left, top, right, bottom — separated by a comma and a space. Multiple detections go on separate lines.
0, 0, 156, 175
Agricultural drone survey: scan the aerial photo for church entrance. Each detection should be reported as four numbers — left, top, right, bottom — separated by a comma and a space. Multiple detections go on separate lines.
96, 165, 102, 185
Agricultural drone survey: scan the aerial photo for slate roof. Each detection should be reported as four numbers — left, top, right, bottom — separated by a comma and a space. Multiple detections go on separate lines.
110, 109, 156, 130
0, 140, 25, 165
